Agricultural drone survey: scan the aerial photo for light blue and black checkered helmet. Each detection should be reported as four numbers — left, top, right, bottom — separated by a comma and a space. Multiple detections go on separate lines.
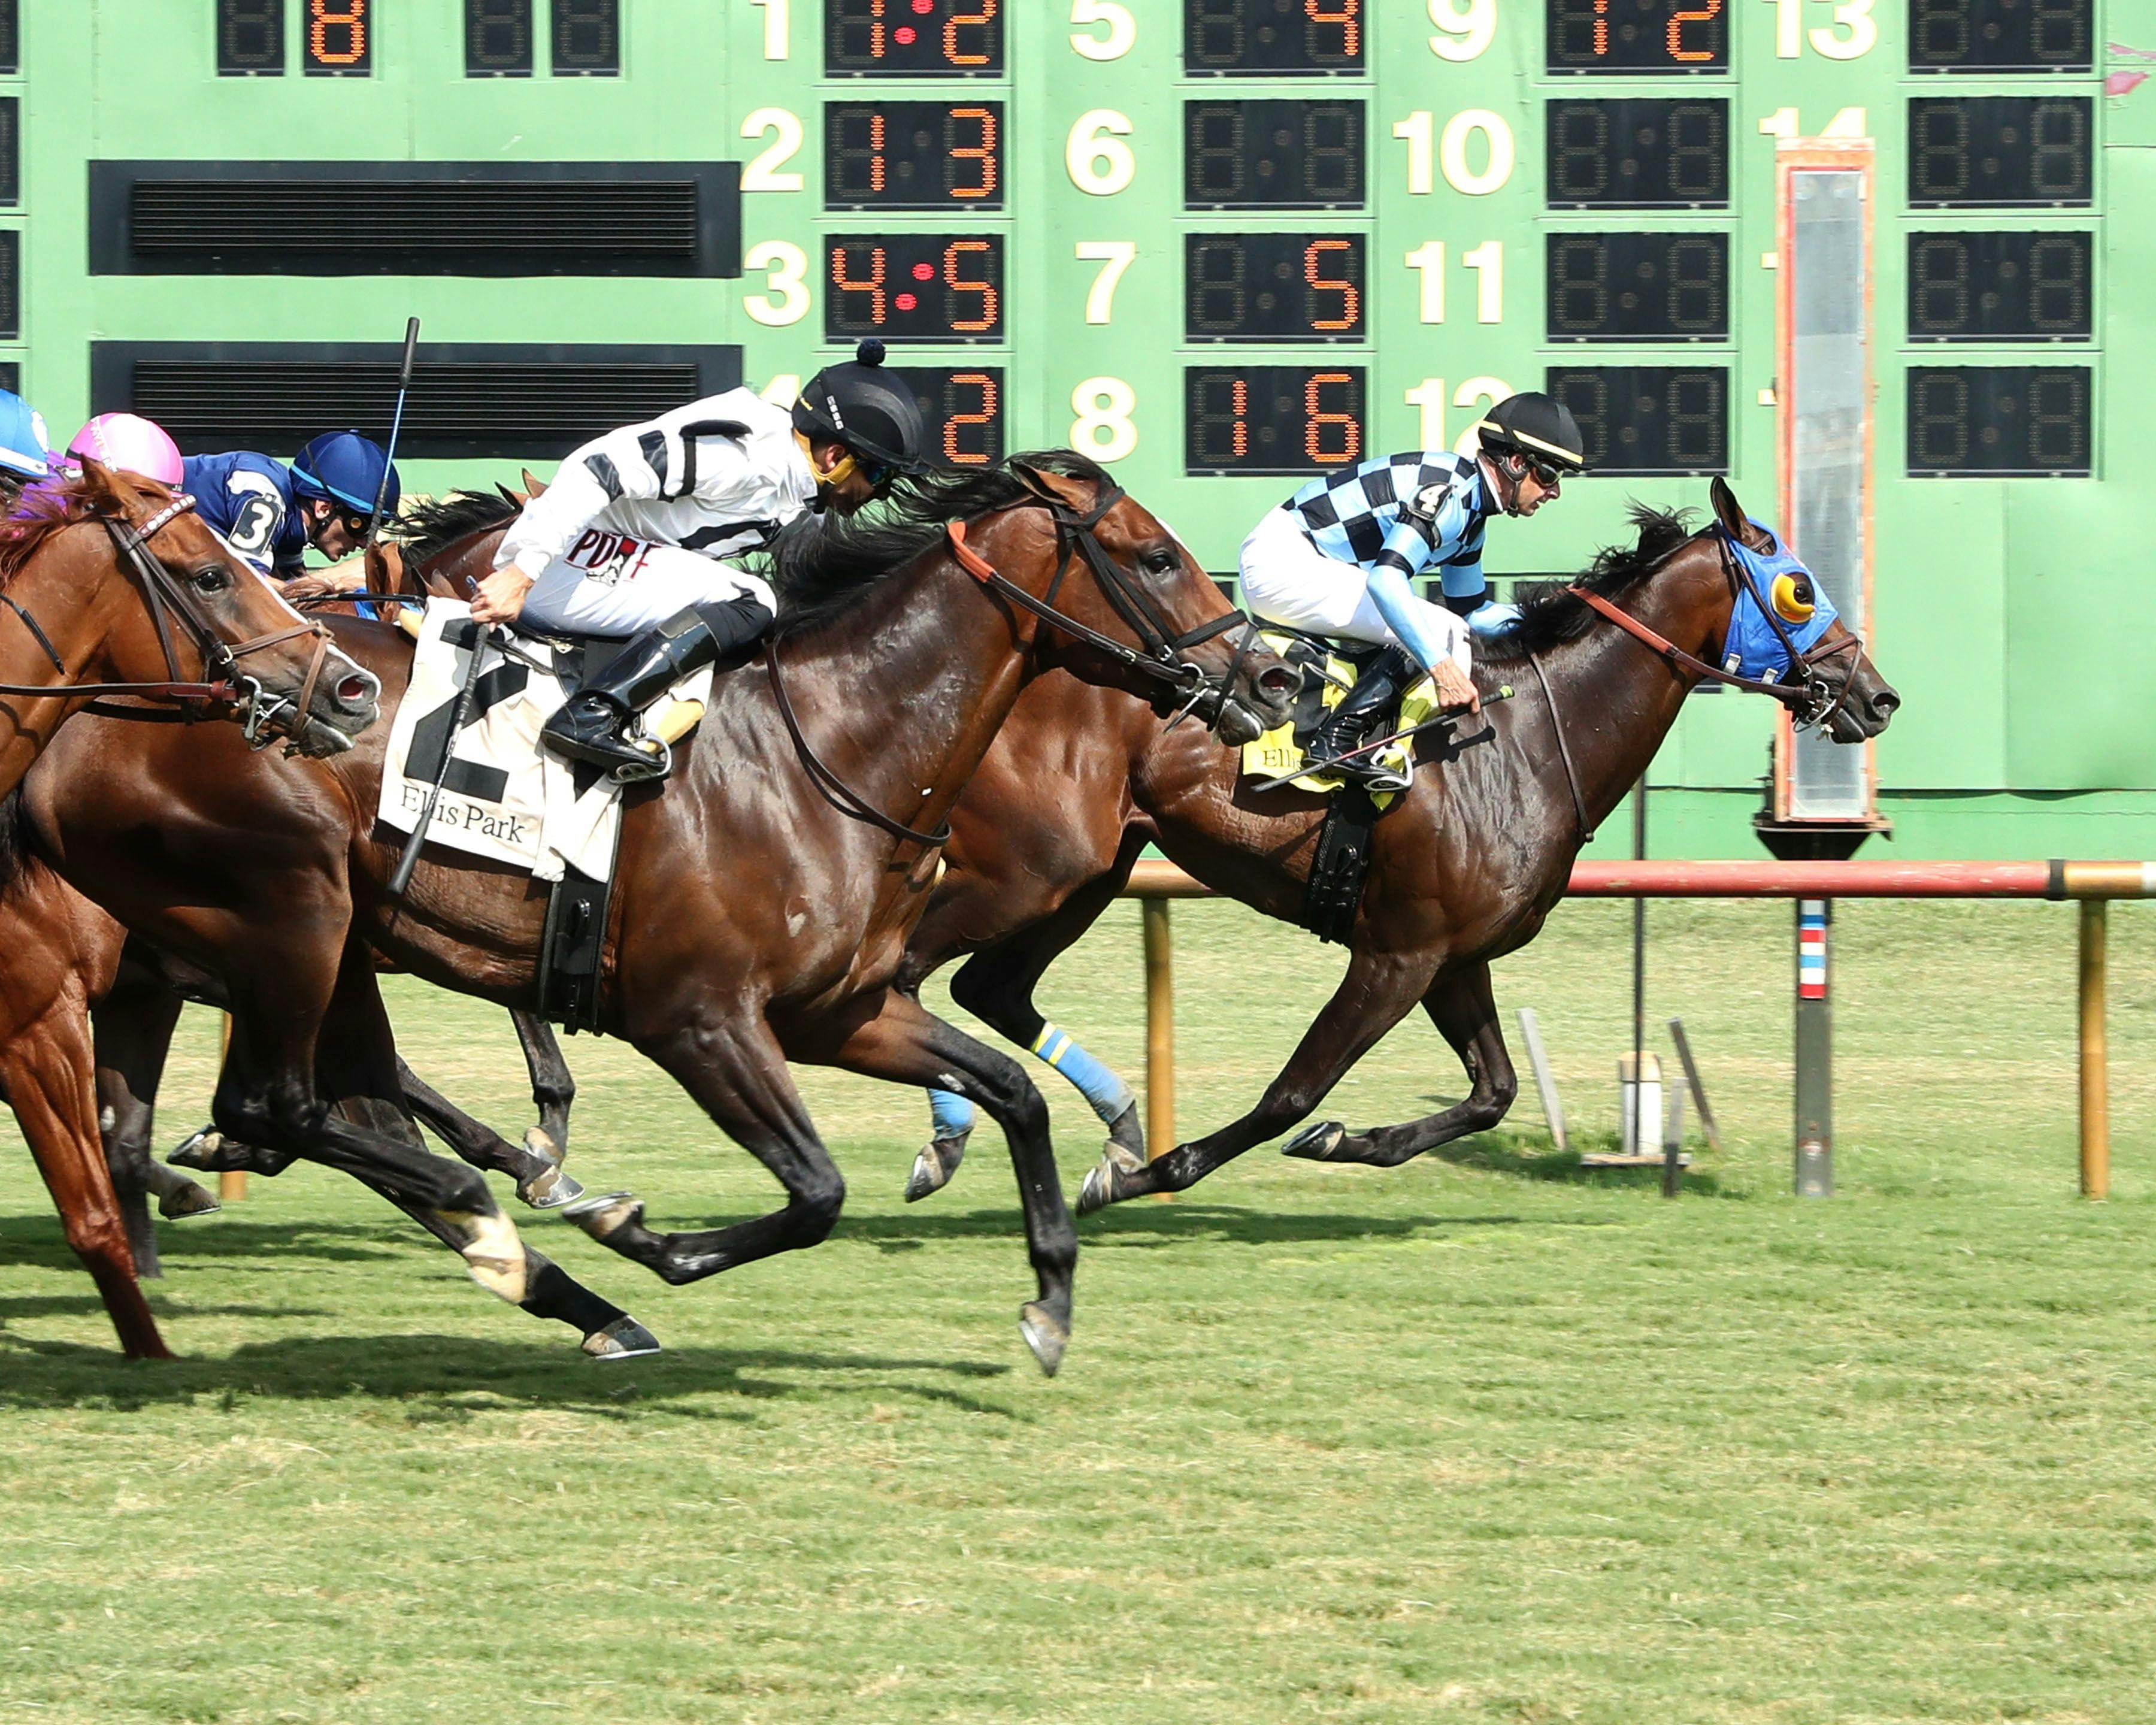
0, 389, 52, 482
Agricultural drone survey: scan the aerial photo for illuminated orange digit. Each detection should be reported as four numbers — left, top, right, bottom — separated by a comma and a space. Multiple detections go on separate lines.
944, 1, 995, 67
1594, 0, 1609, 56
946, 373, 998, 466
1304, 1, 1359, 58
1303, 240, 1359, 333
949, 107, 997, 201
1667, 0, 1720, 61
943, 240, 998, 334
1306, 372, 1361, 466
1231, 379, 1249, 459
871, 111, 886, 194
310, 0, 367, 65
871, 0, 885, 59
831, 244, 888, 326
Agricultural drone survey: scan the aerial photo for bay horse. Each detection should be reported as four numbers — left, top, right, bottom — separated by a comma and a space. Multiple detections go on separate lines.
891, 477, 1899, 1209
8, 455, 1294, 1369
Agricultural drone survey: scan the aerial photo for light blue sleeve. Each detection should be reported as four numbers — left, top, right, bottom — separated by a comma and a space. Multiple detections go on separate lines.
1364, 562, 1455, 673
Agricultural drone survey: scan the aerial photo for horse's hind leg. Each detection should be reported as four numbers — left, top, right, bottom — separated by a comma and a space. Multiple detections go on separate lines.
1079, 943, 1434, 1212
900, 831, 1146, 1202
828, 991, 1076, 1376
1285, 959, 1519, 1167
512, 1010, 577, 1167
562, 1013, 849, 1292
398, 1051, 586, 1210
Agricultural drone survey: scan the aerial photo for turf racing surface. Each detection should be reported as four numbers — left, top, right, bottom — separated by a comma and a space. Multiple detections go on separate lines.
0, 897, 2151, 1723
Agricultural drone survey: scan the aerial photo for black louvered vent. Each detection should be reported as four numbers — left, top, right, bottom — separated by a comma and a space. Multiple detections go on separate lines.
89, 161, 741, 277
0, 100, 16, 205
0, 1, 17, 75
90, 343, 743, 460
0, 231, 18, 341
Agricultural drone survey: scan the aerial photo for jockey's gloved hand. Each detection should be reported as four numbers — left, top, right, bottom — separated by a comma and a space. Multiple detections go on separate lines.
1465, 600, 1522, 638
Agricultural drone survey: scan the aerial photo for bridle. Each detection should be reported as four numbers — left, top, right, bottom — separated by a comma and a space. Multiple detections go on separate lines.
1564, 526, 1865, 730
946, 461, 1258, 727
766, 462, 1261, 849
0, 492, 340, 748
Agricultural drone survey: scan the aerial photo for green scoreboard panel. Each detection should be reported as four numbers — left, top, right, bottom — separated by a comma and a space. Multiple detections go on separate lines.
10, 2, 2152, 851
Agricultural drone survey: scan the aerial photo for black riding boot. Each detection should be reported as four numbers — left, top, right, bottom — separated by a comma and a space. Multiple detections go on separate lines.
1310, 643, 1418, 790
541, 596, 773, 782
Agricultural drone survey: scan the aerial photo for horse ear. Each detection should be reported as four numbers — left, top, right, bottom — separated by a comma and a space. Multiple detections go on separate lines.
521, 468, 548, 500
74, 455, 130, 516
1709, 476, 1774, 551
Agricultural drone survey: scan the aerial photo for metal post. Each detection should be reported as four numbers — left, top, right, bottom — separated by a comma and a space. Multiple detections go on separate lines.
1515, 1007, 1568, 1154
1666, 1017, 1723, 1154
2080, 898, 2109, 1200
217, 1013, 245, 1203
1141, 895, 1174, 1167
1794, 898, 1831, 1197
1631, 779, 1649, 1160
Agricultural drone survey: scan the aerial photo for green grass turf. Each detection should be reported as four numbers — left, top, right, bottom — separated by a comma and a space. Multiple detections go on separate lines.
0, 897, 2152, 1724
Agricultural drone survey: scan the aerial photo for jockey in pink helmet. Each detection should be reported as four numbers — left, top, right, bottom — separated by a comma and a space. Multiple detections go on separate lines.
65, 413, 184, 488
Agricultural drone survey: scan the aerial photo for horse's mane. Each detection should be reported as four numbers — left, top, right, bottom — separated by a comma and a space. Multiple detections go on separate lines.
386, 489, 520, 565
0, 478, 107, 583
1477, 504, 1701, 661
762, 450, 1112, 640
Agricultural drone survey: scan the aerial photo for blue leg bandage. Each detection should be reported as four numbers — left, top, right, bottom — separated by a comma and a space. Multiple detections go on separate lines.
1029, 1022, 1137, 1125
928, 1087, 976, 1139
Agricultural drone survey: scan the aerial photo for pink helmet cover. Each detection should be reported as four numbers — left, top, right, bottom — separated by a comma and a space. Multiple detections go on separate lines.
67, 413, 184, 488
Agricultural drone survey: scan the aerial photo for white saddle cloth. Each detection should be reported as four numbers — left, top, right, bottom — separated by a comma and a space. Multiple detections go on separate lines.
376, 600, 712, 883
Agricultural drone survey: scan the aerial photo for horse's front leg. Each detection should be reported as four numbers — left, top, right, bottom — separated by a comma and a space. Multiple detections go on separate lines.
1079, 943, 1434, 1212
398, 1048, 586, 1210
93, 944, 210, 1278
827, 989, 1077, 1376
1282, 959, 1519, 1167
510, 1009, 577, 1167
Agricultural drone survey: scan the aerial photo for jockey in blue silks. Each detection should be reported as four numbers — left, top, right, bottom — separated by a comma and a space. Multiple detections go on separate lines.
183, 431, 400, 603
1237, 391, 1589, 788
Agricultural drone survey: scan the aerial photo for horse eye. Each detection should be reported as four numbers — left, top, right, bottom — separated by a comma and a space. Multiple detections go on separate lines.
1793, 578, 1813, 603
1142, 548, 1177, 573
193, 566, 229, 593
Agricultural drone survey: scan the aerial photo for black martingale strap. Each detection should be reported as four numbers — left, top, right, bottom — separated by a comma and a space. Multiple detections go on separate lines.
1524, 644, 1593, 846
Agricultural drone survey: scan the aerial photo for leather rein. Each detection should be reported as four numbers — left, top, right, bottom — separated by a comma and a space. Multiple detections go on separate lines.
0, 492, 338, 747
764, 466, 1257, 850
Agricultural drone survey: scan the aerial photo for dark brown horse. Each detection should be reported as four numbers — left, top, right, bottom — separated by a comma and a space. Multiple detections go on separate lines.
891, 479, 1899, 1210
8, 455, 1294, 1368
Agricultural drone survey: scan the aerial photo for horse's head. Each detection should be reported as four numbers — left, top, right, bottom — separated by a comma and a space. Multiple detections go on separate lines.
74, 458, 381, 755
1704, 477, 1897, 743
1003, 462, 1297, 746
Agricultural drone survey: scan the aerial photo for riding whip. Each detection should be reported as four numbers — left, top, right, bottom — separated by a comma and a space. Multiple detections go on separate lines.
1252, 685, 1513, 795
364, 317, 420, 551
387, 616, 489, 899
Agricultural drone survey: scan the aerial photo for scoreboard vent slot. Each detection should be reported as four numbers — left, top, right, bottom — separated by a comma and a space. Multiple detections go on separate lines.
88, 161, 742, 277
90, 342, 743, 461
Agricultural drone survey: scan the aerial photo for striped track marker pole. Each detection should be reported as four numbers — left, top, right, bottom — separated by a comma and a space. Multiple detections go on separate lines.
1794, 900, 1831, 1198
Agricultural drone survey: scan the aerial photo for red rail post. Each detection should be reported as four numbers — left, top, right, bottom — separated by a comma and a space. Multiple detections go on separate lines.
2081, 898, 2109, 1200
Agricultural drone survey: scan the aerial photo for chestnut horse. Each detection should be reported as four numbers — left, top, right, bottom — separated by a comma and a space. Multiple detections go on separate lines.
892, 479, 1900, 1209
8, 455, 1292, 1369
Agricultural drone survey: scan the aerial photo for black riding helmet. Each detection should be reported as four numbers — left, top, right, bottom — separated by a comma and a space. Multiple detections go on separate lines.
792, 339, 934, 478
1475, 392, 1591, 477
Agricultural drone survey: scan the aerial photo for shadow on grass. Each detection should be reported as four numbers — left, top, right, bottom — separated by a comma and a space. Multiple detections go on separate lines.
1430, 1128, 1731, 1196
0, 1330, 1021, 1417
841, 1203, 1550, 1252
0, 1212, 411, 1266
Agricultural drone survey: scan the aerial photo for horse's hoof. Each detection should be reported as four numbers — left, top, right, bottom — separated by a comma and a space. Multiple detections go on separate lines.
1104, 1100, 1146, 1164
518, 1164, 587, 1212
166, 1128, 226, 1172
158, 1181, 221, 1221
523, 1125, 564, 1167
562, 1190, 644, 1243
1077, 1156, 1138, 1216
1019, 1303, 1070, 1378
1283, 1121, 1347, 1162
581, 1315, 662, 1360
904, 1128, 969, 1203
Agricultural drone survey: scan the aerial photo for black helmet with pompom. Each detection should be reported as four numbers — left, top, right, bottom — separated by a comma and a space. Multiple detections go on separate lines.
792, 340, 934, 476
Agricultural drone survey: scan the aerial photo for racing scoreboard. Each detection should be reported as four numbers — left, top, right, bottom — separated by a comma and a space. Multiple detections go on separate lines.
10, 2, 2145, 840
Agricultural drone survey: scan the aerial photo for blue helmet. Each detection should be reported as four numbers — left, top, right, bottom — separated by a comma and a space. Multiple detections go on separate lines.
290, 430, 399, 517
0, 390, 52, 482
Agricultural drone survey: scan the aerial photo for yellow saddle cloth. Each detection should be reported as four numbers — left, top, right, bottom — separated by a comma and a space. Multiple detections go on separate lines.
1239, 632, 1436, 807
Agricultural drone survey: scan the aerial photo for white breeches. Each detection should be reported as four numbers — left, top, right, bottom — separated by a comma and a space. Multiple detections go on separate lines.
1236, 506, 1470, 671
518, 534, 776, 638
